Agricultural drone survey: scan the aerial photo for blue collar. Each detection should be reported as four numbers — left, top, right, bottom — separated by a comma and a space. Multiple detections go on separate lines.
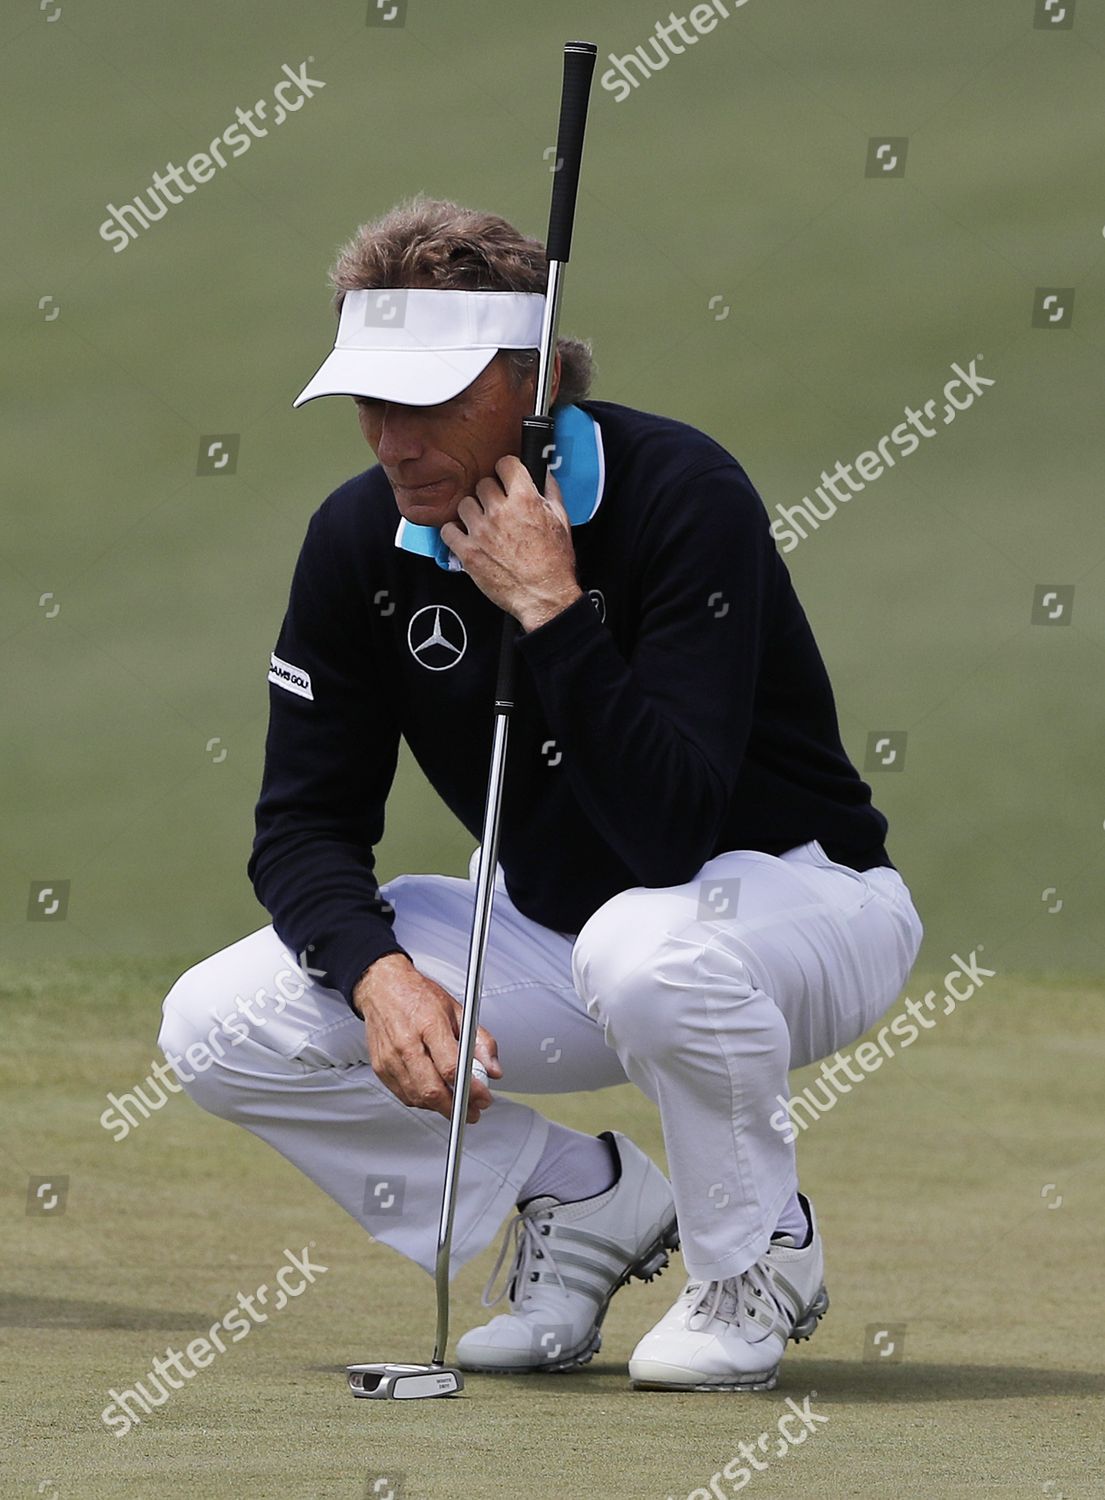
393, 403, 606, 572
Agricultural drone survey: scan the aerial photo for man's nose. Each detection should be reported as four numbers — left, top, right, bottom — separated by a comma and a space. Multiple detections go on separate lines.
374, 404, 425, 465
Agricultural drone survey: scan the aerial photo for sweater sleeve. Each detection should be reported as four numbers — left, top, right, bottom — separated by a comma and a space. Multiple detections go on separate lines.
247, 504, 409, 1008
513, 463, 775, 887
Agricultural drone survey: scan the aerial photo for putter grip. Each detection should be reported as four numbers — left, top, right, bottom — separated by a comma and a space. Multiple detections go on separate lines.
520, 414, 555, 494
545, 41, 597, 263
494, 611, 517, 707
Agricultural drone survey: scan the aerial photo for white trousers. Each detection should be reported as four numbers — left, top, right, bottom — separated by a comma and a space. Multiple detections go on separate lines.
158, 841, 922, 1282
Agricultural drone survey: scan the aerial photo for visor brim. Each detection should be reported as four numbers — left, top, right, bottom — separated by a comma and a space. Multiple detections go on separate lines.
293, 347, 498, 409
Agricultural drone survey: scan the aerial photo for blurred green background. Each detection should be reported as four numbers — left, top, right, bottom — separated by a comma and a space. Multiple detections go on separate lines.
3, 0, 1103, 974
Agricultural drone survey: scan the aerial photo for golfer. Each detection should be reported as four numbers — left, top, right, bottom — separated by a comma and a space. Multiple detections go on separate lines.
158, 197, 923, 1392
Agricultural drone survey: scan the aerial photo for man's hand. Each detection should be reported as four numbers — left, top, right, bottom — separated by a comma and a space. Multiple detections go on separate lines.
352, 953, 502, 1125
439, 457, 583, 631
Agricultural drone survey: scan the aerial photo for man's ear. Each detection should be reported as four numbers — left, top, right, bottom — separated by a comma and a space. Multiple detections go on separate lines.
550, 350, 562, 407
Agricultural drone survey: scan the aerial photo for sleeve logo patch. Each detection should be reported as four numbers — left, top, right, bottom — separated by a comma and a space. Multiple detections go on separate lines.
268, 653, 314, 700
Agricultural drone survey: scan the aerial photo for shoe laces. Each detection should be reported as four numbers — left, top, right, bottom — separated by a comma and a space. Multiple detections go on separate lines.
685, 1262, 784, 1343
481, 1207, 566, 1311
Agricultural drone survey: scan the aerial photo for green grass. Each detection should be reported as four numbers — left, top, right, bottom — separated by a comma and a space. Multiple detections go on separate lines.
3, 3, 1104, 1494
2, 958, 1103, 1498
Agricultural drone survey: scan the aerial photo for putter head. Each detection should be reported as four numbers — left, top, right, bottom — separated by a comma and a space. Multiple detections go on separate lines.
347, 1362, 463, 1400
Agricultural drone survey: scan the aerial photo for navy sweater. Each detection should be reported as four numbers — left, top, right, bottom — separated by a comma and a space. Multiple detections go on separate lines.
248, 400, 892, 1008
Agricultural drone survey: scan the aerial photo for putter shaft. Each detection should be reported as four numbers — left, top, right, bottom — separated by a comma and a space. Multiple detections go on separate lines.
432, 712, 513, 1364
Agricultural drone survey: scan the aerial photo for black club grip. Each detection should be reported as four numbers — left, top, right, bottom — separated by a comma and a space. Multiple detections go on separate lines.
520, 415, 555, 496
494, 609, 518, 708
546, 41, 597, 264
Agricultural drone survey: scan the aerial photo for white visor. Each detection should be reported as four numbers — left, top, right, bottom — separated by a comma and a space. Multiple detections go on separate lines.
293, 288, 546, 408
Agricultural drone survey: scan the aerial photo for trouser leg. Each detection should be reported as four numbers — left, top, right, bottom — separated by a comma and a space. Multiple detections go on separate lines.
158, 871, 626, 1276
571, 842, 923, 1281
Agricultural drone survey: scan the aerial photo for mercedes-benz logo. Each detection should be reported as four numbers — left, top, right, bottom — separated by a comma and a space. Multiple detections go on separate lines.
407, 604, 468, 671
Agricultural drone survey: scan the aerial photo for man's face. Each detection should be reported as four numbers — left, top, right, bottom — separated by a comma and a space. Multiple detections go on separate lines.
355, 354, 551, 528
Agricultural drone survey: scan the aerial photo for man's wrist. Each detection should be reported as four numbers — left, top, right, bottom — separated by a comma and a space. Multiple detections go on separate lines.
519, 583, 584, 633
351, 951, 413, 1016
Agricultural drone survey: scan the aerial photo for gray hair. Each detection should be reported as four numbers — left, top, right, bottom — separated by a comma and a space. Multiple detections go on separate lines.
329, 195, 594, 408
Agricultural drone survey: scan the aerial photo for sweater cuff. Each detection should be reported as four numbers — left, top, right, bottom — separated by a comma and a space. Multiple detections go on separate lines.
515, 591, 602, 664
329, 930, 412, 1012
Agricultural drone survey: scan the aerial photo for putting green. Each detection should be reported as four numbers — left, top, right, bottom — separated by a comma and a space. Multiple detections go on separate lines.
3, 958, 1102, 1497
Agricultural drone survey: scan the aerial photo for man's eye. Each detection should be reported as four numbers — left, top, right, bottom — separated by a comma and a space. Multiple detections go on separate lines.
354, 396, 382, 410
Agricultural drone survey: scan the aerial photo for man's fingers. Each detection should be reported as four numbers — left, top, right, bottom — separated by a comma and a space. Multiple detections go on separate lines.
366, 1009, 453, 1118
475, 1025, 503, 1078
493, 453, 562, 496
543, 469, 566, 509
447, 1003, 501, 1080
476, 472, 507, 508
426, 1005, 465, 1082
426, 1008, 496, 1118
455, 494, 483, 528
438, 518, 469, 561
370, 987, 497, 1122
390, 1042, 453, 1117
425, 1010, 488, 1107
540, 471, 571, 535
494, 453, 556, 505
493, 454, 525, 488
360, 972, 496, 1123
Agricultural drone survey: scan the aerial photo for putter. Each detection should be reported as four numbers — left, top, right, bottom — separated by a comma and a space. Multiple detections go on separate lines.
348, 37, 598, 1402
